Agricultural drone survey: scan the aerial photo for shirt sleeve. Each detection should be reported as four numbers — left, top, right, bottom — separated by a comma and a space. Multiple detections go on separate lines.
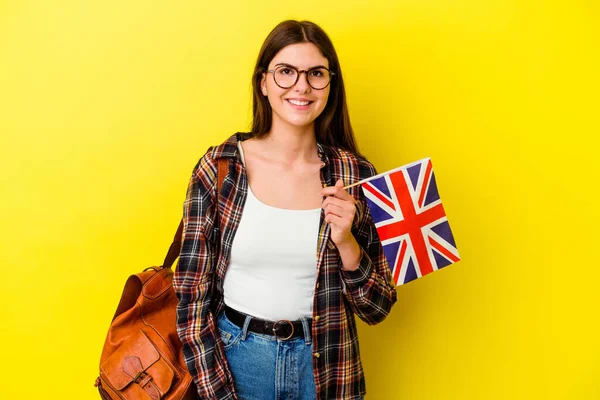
339, 161, 398, 325
173, 151, 236, 399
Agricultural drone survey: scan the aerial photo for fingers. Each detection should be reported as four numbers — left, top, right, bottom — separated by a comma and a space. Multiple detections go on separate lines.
323, 203, 352, 220
321, 179, 354, 202
322, 195, 351, 207
324, 211, 354, 228
322, 179, 356, 222
322, 196, 352, 213
322, 196, 355, 220
321, 180, 357, 240
324, 212, 346, 225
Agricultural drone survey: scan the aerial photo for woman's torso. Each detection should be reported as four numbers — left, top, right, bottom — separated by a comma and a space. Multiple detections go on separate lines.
223, 139, 322, 321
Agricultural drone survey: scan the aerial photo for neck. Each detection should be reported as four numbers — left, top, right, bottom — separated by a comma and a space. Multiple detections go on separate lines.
261, 121, 319, 164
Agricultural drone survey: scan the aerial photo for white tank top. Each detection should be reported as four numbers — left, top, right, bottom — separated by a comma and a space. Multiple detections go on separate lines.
222, 142, 321, 321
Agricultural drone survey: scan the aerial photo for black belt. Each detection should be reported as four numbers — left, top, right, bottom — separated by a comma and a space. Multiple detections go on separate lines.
224, 305, 311, 341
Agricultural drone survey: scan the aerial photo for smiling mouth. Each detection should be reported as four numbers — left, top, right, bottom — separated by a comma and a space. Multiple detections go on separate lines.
286, 99, 313, 106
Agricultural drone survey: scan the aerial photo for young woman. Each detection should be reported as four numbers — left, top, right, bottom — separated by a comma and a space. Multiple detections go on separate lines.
174, 20, 397, 400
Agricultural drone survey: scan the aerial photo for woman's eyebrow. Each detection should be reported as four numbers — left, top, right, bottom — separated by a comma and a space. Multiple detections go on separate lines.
274, 62, 328, 69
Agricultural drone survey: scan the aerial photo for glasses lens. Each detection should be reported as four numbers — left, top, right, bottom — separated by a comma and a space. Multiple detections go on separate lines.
274, 67, 298, 88
307, 68, 331, 89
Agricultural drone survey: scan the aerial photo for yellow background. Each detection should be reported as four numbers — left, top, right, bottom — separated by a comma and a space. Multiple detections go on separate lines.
1, 0, 598, 398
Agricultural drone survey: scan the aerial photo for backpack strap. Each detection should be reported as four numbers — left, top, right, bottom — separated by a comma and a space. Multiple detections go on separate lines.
162, 158, 228, 269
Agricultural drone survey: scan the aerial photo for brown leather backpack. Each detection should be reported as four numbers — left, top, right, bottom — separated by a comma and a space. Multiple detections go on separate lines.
95, 158, 228, 399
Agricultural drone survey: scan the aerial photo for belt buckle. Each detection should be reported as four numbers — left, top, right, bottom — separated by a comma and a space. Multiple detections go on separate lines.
272, 319, 294, 340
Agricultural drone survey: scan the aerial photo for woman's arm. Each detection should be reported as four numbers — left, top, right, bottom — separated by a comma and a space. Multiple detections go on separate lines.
339, 193, 398, 325
322, 168, 398, 325
173, 151, 236, 399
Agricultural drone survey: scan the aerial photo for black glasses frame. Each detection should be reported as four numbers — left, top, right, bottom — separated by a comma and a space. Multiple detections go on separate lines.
266, 65, 335, 90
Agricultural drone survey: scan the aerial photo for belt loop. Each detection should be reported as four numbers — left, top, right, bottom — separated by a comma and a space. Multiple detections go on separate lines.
301, 317, 311, 345
241, 315, 252, 341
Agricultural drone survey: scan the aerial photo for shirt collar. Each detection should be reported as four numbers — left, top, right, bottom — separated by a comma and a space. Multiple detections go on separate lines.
317, 142, 331, 166
210, 133, 248, 159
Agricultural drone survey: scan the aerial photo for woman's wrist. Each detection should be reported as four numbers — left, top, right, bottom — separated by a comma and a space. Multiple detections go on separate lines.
335, 236, 362, 271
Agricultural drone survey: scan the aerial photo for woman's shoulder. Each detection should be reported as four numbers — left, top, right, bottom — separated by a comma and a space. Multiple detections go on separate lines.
190, 132, 247, 182
203, 132, 249, 160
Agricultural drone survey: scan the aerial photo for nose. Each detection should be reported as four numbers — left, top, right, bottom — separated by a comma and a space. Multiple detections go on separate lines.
293, 71, 311, 93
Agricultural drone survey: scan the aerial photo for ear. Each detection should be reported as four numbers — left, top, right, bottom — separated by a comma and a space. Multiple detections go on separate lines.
260, 73, 267, 96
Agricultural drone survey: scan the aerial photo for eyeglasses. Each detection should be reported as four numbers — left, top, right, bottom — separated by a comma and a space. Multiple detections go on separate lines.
267, 65, 334, 90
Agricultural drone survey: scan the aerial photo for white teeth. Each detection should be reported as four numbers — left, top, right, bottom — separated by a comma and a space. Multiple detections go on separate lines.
288, 99, 310, 106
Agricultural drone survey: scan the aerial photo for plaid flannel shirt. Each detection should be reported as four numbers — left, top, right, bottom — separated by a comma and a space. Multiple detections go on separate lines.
174, 133, 397, 399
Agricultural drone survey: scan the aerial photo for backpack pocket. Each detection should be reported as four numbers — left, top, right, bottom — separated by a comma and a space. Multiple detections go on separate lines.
100, 330, 175, 399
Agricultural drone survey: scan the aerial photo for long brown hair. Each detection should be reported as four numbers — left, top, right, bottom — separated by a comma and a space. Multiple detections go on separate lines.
250, 20, 362, 157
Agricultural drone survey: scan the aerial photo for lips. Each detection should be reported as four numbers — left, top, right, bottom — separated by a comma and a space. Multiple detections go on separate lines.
286, 99, 313, 108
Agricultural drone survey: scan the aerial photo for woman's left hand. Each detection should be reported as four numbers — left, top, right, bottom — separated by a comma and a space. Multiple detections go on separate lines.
321, 179, 356, 245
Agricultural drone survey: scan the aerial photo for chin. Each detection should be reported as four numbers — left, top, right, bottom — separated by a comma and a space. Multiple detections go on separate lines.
288, 118, 316, 128
272, 108, 321, 129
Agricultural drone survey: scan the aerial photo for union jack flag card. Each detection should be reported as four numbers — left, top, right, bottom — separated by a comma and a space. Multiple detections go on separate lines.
361, 158, 460, 285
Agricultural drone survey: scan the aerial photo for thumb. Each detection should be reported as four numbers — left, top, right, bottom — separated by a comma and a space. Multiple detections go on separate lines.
335, 179, 344, 188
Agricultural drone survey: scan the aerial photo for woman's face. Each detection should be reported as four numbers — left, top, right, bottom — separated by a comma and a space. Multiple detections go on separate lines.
261, 42, 331, 131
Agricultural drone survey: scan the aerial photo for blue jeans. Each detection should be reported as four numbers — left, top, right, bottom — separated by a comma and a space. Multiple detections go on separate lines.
216, 311, 317, 400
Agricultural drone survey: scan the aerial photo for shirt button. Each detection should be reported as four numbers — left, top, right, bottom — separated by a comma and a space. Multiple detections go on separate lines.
314, 315, 320, 322
327, 240, 335, 250
313, 352, 320, 358
316, 282, 320, 289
